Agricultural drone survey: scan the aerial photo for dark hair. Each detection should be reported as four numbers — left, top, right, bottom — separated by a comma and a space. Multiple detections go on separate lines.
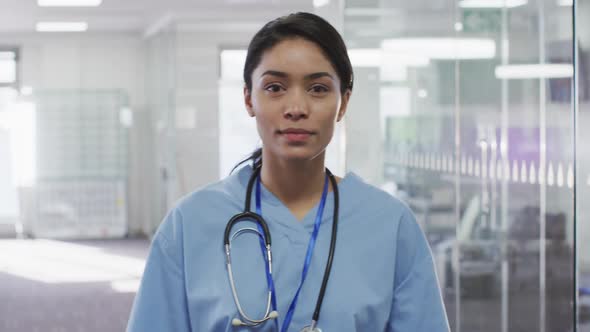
233, 12, 353, 173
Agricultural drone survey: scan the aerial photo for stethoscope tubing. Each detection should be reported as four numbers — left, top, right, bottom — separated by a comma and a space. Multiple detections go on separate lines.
311, 171, 338, 323
223, 166, 338, 330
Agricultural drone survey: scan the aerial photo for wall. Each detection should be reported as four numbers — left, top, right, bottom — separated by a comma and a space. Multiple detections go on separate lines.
0, 32, 148, 235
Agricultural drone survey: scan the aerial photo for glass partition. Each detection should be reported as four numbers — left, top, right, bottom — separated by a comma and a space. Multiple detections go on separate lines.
576, 0, 590, 330
342, 0, 577, 330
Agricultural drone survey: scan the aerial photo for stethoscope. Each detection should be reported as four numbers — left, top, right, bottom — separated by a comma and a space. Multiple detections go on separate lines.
223, 166, 339, 332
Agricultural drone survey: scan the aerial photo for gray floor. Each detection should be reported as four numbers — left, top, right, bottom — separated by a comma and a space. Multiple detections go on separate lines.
0, 238, 150, 332
1, 237, 588, 332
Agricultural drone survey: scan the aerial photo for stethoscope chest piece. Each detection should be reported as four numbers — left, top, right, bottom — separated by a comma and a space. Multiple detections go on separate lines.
300, 326, 322, 332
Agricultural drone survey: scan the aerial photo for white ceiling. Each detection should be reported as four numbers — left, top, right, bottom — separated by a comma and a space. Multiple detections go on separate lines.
0, 0, 574, 47
0, 0, 313, 33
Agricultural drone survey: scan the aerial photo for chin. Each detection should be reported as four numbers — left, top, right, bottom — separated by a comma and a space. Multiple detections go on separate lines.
280, 148, 325, 163
265, 142, 327, 163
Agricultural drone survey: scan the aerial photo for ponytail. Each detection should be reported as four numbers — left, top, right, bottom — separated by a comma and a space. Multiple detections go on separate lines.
231, 147, 262, 174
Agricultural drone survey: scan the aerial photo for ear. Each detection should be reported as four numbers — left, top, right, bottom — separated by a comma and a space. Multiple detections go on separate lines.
244, 86, 255, 117
336, 89, 351, 122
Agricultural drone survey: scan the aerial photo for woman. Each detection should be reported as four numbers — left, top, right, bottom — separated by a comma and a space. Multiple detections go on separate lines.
127, 12, 449, 332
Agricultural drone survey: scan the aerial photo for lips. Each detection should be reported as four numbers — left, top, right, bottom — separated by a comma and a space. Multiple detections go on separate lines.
279, 128, 313, 142
281, 128, 312, 134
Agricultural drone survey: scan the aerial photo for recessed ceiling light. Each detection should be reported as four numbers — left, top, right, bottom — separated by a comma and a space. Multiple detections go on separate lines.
313, 0, 330, 7
459, 0, 527, 8
381, 38, 496, 60
36, 22, 88, 32
495, 64, 573, 79
37, 0, 102, 7
348, 49, 430, 67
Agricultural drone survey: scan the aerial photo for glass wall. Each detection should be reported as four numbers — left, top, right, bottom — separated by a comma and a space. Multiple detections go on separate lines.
342, 0, 579, 330
146, 25, 177, 233
218, 49, 259, 177
576, 1, 590, 330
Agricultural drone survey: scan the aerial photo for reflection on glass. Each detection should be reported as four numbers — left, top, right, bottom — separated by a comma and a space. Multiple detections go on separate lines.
343, 0, 576, 330
576, 1, 590, 331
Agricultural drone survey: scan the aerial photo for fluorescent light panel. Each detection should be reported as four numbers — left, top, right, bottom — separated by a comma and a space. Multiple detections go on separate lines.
38, 0, 102, 6
344, 8, 400, 16
557, 0, 572, 6
381, 38, 496, 60
36, 22, 88, 32
459, 0, 527, 8
313, 0, 330, 7
348, 49, 430, 67
347, 49, 380, 67
495, 64, 573, 79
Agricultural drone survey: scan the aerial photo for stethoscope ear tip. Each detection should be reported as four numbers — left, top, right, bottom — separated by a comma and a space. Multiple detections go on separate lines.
232, 318, 243, 326
269, 311, 279, 319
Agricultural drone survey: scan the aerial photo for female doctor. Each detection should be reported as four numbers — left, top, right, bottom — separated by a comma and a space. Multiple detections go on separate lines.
127, 12, 449, 332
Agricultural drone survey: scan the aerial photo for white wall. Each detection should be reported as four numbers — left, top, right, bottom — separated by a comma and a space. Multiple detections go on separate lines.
0, 32, 149, 235
0, 32, 145, 104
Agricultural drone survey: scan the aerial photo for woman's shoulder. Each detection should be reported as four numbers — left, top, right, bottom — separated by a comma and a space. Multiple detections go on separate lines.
340, 172, 413, 220
153, 167, 252, 241
173, 166, 251, 214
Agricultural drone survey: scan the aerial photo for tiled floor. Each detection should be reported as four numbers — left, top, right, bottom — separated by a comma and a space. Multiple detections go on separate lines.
0, 238, 150, 332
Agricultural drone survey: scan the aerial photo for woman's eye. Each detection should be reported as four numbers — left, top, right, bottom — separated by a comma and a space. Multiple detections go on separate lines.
265, 84, 284, 93
310, 85, 329, 94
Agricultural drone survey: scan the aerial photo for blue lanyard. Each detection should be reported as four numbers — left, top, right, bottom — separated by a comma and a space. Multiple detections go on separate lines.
255, 173, 330, 332
255, 178, 279, 330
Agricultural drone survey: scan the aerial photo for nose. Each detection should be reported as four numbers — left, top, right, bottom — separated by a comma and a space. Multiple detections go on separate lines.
283, 89, 309, 120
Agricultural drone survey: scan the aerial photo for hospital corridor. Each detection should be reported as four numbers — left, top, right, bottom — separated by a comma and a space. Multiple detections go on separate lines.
0, 0, 589, 331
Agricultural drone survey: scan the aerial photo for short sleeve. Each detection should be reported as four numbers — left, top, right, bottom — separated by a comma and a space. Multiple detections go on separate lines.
126, 208, 192, 332
388, 210, 450, 332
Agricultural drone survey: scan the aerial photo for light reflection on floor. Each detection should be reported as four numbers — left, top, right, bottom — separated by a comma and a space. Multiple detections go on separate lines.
0, 238, 150, 332
0, 239, 146, 291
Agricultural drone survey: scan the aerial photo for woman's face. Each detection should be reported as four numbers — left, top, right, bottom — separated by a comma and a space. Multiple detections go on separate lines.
244, 37, 350, 163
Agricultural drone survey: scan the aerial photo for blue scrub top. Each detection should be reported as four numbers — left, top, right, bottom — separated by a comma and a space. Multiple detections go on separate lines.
127, 165, 450, 332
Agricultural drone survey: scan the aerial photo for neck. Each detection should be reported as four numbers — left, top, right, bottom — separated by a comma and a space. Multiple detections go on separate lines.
260, 150, 327, 209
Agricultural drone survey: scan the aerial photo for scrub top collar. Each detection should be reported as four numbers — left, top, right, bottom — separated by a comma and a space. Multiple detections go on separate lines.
235, 165, 358, 234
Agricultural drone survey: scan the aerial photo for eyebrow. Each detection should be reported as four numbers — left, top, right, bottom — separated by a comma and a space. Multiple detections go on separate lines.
260, 70, 335, 81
